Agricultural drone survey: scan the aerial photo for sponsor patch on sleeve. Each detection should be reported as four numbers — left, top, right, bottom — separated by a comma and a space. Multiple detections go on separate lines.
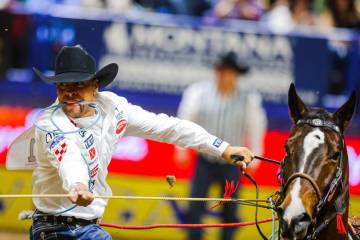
115, 119, 127, 135
213, 138, 224, 148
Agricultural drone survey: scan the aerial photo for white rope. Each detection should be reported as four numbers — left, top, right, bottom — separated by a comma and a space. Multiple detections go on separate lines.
0, 194, 269, 203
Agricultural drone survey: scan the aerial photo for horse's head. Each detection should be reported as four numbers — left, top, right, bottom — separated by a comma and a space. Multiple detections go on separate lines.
278, 84, 356, 240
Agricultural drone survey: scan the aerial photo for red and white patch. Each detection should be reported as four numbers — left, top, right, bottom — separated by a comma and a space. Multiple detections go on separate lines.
115, 119, 127, 135
53, 142, 67, 162
89, 147, 96, 160
90, 164, 99, 178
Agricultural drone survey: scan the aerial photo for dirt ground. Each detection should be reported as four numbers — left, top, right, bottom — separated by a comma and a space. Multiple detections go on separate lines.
0, 232, 28, 240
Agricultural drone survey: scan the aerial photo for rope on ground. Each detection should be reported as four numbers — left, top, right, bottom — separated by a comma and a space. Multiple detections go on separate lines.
0, 194, 269, 203
100, 217, 275, 230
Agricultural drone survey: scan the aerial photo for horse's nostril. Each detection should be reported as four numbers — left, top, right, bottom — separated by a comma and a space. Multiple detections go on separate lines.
292, 213, 311, 237
298, 213, 310, 223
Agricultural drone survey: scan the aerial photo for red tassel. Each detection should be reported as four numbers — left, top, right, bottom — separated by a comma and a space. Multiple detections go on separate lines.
336, 213, 347, 235
223, 180, 239, 199
209, 180, 239, 210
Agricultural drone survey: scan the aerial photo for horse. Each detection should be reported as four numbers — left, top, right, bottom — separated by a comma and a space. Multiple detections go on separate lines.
276, 83, 357, 240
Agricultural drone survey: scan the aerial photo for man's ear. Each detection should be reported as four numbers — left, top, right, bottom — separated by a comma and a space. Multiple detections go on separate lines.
333, 91, 357, 131
288, 83, 308, 123
92, 78, 99, 87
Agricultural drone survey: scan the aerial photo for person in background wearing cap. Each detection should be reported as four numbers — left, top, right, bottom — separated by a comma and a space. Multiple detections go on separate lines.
177, 52, 267, 240
27, 45, 255, 239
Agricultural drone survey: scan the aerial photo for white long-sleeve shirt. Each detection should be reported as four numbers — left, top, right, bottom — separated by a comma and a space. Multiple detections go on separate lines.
32, 91, 229, 219
178, 80, 267, 160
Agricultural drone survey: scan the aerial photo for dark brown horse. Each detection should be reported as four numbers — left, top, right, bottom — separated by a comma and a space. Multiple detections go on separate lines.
277, 84, 357, 240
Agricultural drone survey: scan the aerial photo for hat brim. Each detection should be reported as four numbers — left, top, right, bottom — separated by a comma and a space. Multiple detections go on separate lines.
33, 63, 118, 88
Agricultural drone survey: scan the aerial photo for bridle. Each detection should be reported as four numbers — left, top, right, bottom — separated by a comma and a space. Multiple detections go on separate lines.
278, 118, 345, 239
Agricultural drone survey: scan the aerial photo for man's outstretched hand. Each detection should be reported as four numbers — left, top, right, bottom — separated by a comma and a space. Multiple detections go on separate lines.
69, 183, 94, 207
222, 146, 254, 171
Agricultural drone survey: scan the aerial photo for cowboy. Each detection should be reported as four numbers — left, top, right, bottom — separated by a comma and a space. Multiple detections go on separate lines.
27, 45, 254, 239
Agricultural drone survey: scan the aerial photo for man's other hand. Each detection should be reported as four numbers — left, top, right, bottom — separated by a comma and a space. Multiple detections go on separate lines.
69, 183, 94, 207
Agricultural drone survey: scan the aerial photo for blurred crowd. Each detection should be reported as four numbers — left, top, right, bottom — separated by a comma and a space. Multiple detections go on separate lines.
0, 0, 358, 96
0, 0, 359, 32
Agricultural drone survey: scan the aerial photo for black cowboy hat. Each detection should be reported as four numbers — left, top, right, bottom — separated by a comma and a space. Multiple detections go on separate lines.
215, 52, 250, 74
33, 45, 118, 88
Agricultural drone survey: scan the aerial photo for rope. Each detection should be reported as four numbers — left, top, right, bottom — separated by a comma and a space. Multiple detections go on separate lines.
269, 197, 278, 240
33, 102, 101, 135
99, 217, 275, 230
0, 194, 269, 203
242, 171, 269, 240
254, 156, 281, 165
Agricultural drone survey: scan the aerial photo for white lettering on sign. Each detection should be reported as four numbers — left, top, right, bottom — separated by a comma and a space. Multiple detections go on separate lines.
100, 22, 294, 102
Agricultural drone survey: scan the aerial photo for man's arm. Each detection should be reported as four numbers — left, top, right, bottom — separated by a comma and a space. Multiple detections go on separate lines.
125, 104, 254, 168
35, 129, 94, 206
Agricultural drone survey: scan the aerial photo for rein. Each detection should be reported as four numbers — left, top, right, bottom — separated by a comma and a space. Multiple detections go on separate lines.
254, 156, 281, 165
232, 155, 281, 240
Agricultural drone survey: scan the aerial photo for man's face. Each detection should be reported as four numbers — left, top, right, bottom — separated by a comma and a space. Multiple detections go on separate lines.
56, 79, 99, 118
216, 66, 240, 85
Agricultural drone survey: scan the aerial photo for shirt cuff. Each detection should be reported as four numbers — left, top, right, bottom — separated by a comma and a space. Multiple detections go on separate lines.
205, 136, 230, 158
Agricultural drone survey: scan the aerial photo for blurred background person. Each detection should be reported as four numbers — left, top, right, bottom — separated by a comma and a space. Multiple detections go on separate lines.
261, 0, 294, 33
177, 52, 267, 240
317, 0, 360, 94
289, 0, 316, 25
261, 0, 315, 33
319, 0, 360, 29
212, 0, 264, 20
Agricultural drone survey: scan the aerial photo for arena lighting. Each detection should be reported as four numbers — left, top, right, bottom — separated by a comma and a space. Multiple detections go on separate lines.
35, 25, 75, 44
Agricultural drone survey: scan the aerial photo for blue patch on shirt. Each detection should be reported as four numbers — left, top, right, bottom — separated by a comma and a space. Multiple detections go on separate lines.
213, 138, 224, 148
115, 107, 124, 120
84, 134, 94, 149
78, 130, 87, 138
49, 135, 65, 150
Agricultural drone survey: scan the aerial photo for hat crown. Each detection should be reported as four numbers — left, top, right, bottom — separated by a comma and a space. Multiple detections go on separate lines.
219, 52, 239, 66
216, 51, 249, 74
55, 46, 96, 75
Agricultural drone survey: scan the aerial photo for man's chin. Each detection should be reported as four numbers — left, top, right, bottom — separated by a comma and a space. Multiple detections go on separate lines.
63, 104, 82, 118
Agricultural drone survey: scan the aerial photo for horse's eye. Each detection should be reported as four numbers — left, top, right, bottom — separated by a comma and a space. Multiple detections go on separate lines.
330, 152, 341, 160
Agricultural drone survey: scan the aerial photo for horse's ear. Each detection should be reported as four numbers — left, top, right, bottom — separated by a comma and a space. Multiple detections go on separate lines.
333, 91, 357, 131
288, 83, 308, 123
